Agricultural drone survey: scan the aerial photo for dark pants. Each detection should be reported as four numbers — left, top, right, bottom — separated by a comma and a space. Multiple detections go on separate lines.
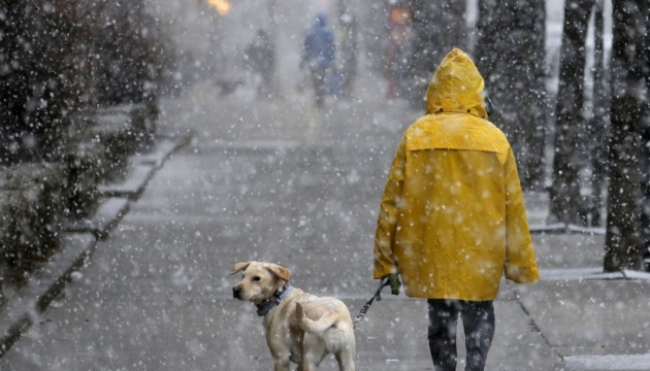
309, 67, 328, 107
427, 299, 495, 371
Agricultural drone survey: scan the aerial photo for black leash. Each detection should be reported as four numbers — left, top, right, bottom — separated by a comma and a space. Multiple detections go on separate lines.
353, 277, 390, 328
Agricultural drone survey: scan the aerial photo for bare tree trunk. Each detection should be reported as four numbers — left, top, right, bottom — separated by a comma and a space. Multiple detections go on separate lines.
409, 0, 441, 107
549, 0, 595, 225
641, 7, 650, 200
444, 0, 468, 51
475, 0, 546, 190
408, 0, 466, 108
511, 0, 547, 190
588, 0, 610, 227
605, 96, 643, 271
474, 0, 497, 74
604, 0, 647, 272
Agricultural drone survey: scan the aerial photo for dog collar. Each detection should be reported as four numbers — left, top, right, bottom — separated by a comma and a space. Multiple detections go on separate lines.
256, 284, 293, 317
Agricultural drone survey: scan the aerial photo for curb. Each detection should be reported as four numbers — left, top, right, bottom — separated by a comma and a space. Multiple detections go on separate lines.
62, 198, 131, 239
530, 223, 606, 235
0, 133, 191, 358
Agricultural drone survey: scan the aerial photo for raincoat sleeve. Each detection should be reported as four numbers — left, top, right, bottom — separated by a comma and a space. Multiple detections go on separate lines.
373, 136, 406, 279
504, 149, 540, 283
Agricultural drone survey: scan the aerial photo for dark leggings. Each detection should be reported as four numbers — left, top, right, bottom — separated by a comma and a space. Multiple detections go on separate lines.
427, 299, 495, 371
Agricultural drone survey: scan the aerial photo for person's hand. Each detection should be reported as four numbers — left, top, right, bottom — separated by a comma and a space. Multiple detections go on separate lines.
384, 273, 401, 295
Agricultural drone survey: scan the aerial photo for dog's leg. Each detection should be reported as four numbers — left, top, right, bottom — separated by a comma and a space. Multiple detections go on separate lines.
335, 348, 356, 371
300, 346, 330, 371
299, 361, 317, 371
269, 333, 292, 371
273, 359, 290, 371
335, 331, 356, 371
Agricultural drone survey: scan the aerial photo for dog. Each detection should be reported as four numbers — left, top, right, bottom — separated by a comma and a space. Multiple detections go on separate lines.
230, 261, 356, 371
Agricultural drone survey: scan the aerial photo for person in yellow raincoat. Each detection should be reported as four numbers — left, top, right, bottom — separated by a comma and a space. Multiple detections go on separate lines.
373, 48, 540, 371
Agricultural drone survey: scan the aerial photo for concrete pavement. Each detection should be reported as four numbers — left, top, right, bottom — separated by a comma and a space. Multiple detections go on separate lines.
1, 67, 650, 371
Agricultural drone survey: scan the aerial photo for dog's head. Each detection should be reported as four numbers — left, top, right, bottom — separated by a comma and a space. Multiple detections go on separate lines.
229, 261, 292, 304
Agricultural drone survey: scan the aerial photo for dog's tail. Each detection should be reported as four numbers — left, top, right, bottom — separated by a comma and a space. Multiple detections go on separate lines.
295, 303, 339, 335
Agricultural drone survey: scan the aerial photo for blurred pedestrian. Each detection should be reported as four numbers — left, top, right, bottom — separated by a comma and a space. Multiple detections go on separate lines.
385, 5, 412, 99
244, 29, 274, 98
373, 48, 540, 371
300, 13, 335, 108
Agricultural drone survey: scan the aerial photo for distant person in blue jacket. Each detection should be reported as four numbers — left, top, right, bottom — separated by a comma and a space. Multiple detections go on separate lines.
301, 14, 335, 108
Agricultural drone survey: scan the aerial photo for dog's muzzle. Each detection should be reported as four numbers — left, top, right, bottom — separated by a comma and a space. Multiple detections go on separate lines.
232, 286, 242, 299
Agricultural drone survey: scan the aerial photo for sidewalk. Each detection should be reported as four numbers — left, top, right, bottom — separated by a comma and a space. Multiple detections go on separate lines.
517, 192, 650, 371
0, 134, 191, 358
1, 70, 649, 371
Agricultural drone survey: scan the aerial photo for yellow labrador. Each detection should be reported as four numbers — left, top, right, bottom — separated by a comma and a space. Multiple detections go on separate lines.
230, 261, 356, 371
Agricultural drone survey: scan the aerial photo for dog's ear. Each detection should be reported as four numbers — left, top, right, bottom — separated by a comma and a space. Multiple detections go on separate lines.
229, 261, 251, 276
265, 264, 291, 283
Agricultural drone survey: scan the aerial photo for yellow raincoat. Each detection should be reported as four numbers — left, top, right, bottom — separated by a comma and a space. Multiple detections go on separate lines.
373, 49, 539, 300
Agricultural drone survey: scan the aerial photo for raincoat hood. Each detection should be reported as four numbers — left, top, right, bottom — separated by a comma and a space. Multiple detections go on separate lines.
425, 48, 488, 119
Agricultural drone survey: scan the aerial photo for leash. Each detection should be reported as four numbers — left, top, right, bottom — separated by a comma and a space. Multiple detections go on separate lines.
353, 277, 390, 328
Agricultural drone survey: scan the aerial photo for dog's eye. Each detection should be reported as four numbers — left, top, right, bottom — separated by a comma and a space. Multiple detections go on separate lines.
252, 276, 261, 281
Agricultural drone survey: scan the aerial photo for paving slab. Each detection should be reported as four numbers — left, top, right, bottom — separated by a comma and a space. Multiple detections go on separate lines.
564, 354, 650, 370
